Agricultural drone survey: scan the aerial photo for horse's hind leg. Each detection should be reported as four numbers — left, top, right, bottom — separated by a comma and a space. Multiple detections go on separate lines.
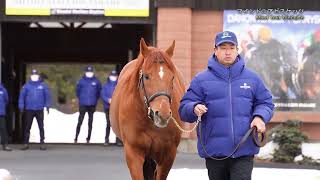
124, 145, 145, 180
143, 156, 156, 180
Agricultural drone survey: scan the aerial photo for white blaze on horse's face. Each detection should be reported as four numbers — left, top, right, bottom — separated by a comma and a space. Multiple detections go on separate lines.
159, 66, 164, 79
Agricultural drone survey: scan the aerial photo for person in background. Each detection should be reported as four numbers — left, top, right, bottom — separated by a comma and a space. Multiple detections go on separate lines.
179, 31, 274, 180
19, 69, 51, 151
0, 83, 12, 151
101, 70, 122, 146
74, 66, 101, 144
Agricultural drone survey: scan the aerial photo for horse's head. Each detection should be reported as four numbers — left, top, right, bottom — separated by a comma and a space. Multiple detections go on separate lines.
137, 38, 176, 128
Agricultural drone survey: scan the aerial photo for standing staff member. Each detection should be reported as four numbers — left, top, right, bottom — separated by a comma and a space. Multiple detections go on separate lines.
179, 31, 274, 180
101, 70, 122, 146
19, 69, 51, 150
0, 83, 12, 151
74, 66, 101, 144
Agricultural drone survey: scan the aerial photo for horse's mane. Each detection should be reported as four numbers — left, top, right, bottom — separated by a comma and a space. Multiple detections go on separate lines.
126, 47, 178, 93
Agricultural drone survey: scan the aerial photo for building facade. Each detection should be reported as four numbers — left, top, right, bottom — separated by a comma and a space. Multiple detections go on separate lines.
156, 0, 320, 141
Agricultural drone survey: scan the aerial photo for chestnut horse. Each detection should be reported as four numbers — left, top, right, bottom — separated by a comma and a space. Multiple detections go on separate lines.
110, 38, 185, 180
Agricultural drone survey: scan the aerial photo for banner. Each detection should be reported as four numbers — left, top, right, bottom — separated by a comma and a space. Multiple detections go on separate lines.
5, 0, 149, 17
223, 10, 320, 111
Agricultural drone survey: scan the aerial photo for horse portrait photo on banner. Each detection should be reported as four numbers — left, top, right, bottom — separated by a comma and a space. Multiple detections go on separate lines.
223, 10, 320, 112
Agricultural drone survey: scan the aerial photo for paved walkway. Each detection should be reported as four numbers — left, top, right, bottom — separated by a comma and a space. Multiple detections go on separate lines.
0, 144, 318, 180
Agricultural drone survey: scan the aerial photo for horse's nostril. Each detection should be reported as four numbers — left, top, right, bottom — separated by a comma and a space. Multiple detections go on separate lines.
155, 111, 160, 116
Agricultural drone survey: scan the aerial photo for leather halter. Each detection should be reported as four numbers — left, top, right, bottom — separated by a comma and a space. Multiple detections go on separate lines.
138, 70, 172, 120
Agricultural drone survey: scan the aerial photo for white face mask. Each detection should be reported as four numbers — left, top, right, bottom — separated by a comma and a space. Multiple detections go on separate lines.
109, 76, 117, 81
30, 75, 39, 81
85, 72, 94, 78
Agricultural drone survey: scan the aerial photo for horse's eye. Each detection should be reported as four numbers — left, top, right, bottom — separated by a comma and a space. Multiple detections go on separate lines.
144, 74, 150, 80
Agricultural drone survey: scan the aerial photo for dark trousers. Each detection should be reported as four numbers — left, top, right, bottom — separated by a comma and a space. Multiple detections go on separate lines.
75, 105, 95, 141
0, 116, 8, 145
205, 156, 254, 180
24, 110, 45, 144
105, 109, 111, 143
104, 109, 121, 143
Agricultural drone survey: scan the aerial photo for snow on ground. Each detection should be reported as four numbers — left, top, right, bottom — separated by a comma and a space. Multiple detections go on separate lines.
168, 168, 320, 180
0, 169, 12, 180
256, 140, 320, 161
29, 109, 117, 143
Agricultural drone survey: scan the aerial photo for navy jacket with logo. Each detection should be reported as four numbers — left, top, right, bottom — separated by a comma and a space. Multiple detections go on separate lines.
101, 78, 117, 110
19, 80, 51, 111
179, 55, 274, 158
76, 76, 101, 106
0, 84, 9, 116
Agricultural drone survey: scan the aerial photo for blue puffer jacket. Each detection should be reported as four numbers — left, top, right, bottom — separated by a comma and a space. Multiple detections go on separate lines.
19, 80, 51, 111
76, 76, 101, 106
179, 55, 274, 158
0, 84, 9, 116
101, 79, 117, 110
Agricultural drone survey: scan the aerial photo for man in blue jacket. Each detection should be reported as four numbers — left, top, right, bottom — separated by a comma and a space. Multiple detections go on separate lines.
179, 31, 274, 180
74, 66, 101, 144
0, 84, 12, 151
19, 69, 51, 150
100, 70, 122, 146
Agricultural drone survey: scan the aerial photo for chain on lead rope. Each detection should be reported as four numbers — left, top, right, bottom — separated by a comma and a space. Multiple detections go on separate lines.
170, 115, 201, 133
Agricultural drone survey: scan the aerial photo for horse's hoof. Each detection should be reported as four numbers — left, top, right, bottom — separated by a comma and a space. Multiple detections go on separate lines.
116, 142, 123, 146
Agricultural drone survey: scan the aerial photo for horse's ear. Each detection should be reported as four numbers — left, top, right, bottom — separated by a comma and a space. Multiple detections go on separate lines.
140, 38, 150, 57
165, 40, 175, 58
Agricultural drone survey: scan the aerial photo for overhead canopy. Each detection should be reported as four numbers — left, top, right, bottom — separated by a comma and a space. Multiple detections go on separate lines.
0, 0, 154, 24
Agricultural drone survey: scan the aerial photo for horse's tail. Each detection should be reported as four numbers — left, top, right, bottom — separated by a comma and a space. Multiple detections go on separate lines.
143, 156, 156, 180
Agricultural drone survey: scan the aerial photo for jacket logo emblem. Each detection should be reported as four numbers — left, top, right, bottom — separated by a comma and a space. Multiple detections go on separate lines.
37, 86, 43, 89
92, 82, 96, 86
240, 83, 251, 89
0, 91, 3, 94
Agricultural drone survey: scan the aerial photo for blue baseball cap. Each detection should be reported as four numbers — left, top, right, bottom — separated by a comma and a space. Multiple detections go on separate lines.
215, 31, 238, 47
31, 69, 38, 75
85, 66, 94, 72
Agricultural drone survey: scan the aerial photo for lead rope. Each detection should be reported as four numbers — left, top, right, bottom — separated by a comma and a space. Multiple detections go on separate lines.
170, 116, 200, 133
198, 115, 266, 160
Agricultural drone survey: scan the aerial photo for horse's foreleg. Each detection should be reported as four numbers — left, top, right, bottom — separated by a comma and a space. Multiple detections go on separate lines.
124, 144, 145, 180
155, 149, 177, 180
